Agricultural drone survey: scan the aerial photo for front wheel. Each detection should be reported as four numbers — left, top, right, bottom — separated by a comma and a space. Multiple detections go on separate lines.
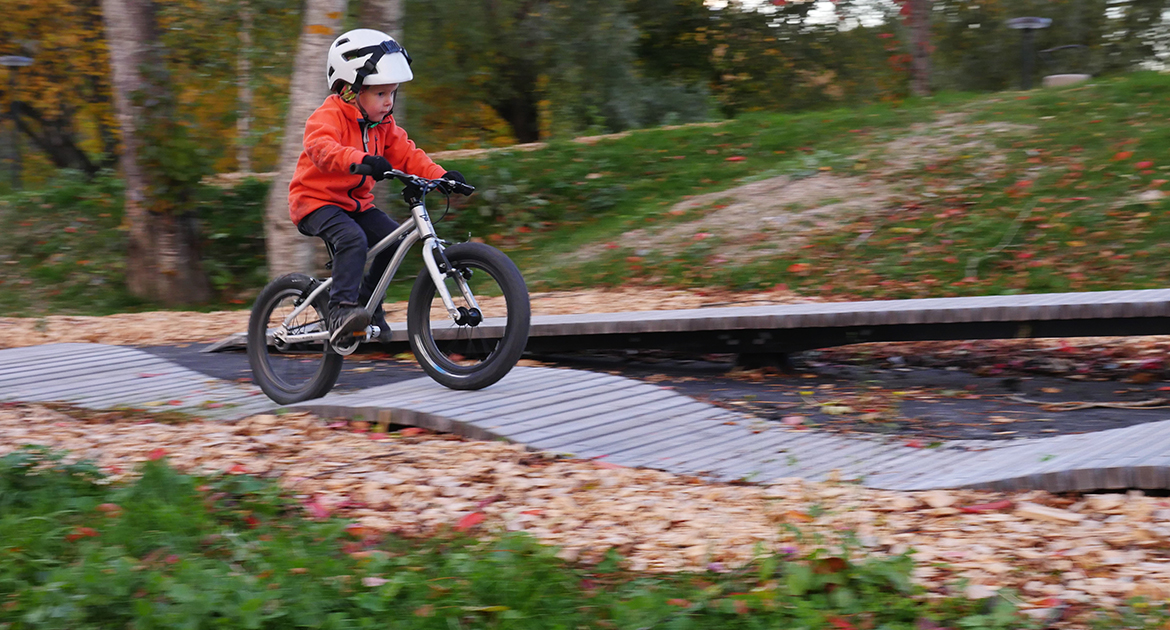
247, 273, 343, 404
407, 242, 530, 390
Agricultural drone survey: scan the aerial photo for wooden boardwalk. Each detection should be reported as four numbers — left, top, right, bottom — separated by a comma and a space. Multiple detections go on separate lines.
3, 343, 1170, 492
204, 288, 1170, 355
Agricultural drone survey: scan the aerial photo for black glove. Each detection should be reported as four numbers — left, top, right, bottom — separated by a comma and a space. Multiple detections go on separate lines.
437, 170, 467, 194
361, 155, 393, 181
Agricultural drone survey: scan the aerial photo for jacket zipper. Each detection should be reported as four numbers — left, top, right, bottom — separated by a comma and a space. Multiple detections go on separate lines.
345, 121, 370, 213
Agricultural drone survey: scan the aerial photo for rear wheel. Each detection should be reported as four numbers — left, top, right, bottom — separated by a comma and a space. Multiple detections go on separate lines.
247, 273, 343, 404
407, 242, 530, 390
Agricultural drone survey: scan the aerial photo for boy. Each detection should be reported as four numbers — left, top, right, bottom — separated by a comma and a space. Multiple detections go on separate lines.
288, 28, 465, 344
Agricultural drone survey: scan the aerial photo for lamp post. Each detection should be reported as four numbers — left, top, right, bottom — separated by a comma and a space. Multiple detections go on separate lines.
1006, 17, 1052, 90
0, 55, 33, 191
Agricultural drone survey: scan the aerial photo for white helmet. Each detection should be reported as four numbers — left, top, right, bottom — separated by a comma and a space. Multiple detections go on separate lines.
326, 29, 413, 93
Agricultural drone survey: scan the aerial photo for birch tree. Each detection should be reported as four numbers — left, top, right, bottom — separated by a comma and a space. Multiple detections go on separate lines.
237, 0, 253, 173
262, 0, 347, 279
362, 0, 404, 212
100, 0, 212, 304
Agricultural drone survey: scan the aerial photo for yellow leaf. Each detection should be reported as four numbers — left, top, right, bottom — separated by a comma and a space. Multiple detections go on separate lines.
306, 24, 334, 35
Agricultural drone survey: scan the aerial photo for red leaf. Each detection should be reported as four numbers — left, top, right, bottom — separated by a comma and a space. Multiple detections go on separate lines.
905, 439, 924, 448
1136, 160, 1155, 169
400, 427, 428, 437
829, 617, 856, 630
667, 598, 691, 607
455, 512, 486, 532
228, 464, 248, 474
66, 527, 100, 542
1113, 151, 1134, 161
305, 499, 332, 520
725, 156, 746, 162
960, 499, 1013, 513
244, 515, 260, 529
148, 448, 167, 461
787, 262, 810, 273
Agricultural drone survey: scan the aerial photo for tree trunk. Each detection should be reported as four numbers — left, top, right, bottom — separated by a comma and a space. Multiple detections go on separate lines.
101, 0, 212, 304
492, 93, 541, 144
908, 0, 932, 97
237, 1, 253, 173
362, 0, 405, 213
263, 0, 348, 279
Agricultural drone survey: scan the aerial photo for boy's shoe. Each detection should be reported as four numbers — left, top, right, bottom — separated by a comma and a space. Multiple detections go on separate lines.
329, 306, 371, 344
370, 312, 393, 344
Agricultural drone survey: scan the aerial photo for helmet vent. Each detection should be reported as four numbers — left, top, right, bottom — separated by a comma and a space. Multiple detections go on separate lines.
327, 66, 335, 77
334, 37, 349, 46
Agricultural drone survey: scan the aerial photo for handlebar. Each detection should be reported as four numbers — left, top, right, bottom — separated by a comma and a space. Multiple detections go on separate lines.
349, 163, 476, 196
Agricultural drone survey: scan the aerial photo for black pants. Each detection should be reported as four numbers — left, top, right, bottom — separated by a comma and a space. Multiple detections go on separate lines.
297, 205, 400, 320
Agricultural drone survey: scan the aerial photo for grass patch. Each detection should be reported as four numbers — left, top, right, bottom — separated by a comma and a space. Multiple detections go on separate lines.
0, 444, 1111, 629
5, 72, 1170, 316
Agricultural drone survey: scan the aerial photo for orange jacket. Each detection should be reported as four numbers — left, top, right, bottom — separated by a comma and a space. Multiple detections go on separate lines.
288, 94, 447, 224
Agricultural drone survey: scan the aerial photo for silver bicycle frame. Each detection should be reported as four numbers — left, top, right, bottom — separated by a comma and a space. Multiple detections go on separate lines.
274, 201, 474, 345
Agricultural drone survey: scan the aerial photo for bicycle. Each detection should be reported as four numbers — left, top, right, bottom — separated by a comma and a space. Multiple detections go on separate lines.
246, 165, 531, 404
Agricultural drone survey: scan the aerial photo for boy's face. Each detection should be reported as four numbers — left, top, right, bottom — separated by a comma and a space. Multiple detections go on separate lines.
358, 84, 398, 121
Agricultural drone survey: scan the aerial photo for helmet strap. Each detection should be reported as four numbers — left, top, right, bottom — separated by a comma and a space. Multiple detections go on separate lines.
350, 39, 411, 95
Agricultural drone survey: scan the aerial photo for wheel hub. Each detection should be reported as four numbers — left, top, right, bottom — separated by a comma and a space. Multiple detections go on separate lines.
454, 306, 483, 326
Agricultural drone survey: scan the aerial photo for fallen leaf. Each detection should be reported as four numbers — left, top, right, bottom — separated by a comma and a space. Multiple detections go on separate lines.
455, 512, 486, 531
960, 500, 1013, 513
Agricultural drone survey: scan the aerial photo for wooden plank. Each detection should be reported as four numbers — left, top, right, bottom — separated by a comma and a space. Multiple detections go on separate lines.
711, 434, 893, 482
562, 408, 734, 460
624, 426, 762, 473
540, 400, 730, 453
505, 395, 698, 444
70, 380, 222, 408
392, 376, 639, 425
6, 375, 207, 407
484, 384, 669, 434
608, 417, 751, 466
302, 367, 555, 409
497, 389, 683, 443
0, 351, 170, 384
0, 346, 143, 374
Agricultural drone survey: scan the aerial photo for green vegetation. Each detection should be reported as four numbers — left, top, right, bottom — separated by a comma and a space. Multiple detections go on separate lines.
3, 73, 1170, 316
0, 445, 1058, 629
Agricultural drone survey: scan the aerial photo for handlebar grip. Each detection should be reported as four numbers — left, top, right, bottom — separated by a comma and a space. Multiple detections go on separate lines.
350, 163, 374, 176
